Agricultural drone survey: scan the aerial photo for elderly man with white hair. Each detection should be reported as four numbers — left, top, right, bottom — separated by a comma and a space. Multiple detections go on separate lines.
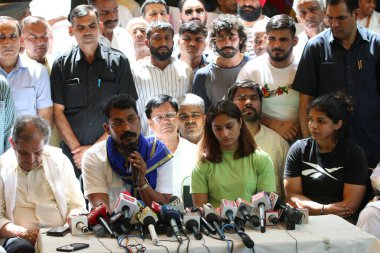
292, 0, 325, 60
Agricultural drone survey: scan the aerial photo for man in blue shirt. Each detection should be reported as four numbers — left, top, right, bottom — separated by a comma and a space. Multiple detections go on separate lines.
0, 16, 52, 125
293, 0, 380, 169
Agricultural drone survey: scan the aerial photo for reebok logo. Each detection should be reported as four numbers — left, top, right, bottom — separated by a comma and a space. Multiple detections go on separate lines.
301, 162, 343, 181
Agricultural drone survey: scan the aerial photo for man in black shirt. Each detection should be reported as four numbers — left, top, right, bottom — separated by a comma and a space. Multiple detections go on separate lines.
51, 5, 137, 177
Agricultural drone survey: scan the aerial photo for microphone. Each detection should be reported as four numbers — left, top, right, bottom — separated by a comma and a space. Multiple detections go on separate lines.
183, 212, 202, 240
274, 196, 304, 229
110, 212, 130, 235
203, 204, 225, 240
137, 206, 159, 245
87, 203, 115, 237
114, 192, 140, 224
251, 191, 271, 233
236, 198, 259, 227
68, 215, 89, 236
160, 204, 183, 243
191, 207, 216, 235
169, 196, 188, 235
265, 210, 279, 226
220, 200, 255, 248
220, 199, 238, 225
126, 142, 139, 189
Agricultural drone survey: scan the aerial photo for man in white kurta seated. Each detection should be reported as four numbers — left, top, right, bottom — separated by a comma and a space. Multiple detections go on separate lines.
0, 115, 86, 253
82, 94, 174, 212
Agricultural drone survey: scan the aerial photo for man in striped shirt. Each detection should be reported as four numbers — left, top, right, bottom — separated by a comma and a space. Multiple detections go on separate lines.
132, 21, 193, 135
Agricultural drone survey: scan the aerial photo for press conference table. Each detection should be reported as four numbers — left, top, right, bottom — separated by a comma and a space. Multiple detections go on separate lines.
36, 215, 380, 253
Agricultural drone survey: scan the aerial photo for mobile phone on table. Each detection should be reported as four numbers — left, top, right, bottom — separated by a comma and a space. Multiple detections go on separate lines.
47, 226, 70, 237
56, 243, 89, 252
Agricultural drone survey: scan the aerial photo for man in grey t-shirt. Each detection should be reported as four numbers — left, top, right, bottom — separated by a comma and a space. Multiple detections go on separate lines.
192, 14, 250, 110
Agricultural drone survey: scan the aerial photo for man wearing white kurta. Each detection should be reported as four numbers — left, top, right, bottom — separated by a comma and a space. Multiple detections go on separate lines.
0, 116, 85, 253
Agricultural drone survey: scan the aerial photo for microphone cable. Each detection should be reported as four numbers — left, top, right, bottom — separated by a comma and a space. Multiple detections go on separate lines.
154, 244, 169, 253
201, 236, 211, 253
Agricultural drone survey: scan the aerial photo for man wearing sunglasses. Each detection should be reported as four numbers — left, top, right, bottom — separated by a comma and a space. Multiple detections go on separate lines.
145, 94, 198, 197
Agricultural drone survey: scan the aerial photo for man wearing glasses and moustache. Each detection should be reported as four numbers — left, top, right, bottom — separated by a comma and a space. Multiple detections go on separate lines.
145, 94, 198, 198
82, 95, 174, 212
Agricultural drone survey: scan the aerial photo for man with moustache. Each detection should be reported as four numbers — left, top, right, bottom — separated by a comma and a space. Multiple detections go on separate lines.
82, 94, 174, 211
145, 94, 197, 197
51, 5, 137, 177
293, 0, 380, 208
238, 14, 300, 142
292, 0, 325, 60
141, 0, 169, 23
193, 14, 249, 111
88, 0, 134, 61
126, 17, 150, 62
227, 80, 289, 197
179, 0, 208, 25
237, 0, 270, 56
21, 16, 53, 69
0, 16, 53, 125
177, 93, 205, 144
178, 21, 208, 71
132, 21, 193, 135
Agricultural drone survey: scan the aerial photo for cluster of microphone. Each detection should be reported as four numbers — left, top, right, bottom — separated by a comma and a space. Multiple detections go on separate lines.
67, 191, 305, 250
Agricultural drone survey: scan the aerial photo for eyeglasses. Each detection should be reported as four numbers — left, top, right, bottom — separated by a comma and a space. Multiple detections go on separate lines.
179, 112, 202, 120
151, 112, 177, 123
109, 116, 139, 127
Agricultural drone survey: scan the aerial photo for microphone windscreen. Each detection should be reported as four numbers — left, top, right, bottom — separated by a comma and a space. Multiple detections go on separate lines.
161, 204, 180, 224
242, 236, 255, 248
87, 203, 107, 226
126, 142, 138, 153
205, 212, 219, 223
169, 195, 179, 203
143, 216, 156, 227
185, 219, 198, 231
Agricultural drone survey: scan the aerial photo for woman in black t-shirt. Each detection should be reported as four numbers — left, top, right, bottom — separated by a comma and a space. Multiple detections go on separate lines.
284, 92, 367, 219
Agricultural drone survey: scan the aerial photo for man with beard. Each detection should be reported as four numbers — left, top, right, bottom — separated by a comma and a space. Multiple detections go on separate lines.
292, 0, 325, 60
132, 21, 193, 135
193, 14, 250, 111
237, 0, 270, 56
126, 17, 150, 62
145, 94, 198, 197
178, 21, 208, 71
0, 16, 53, 125
88, 0, 135, 61
82, 94, 174, 211
177, 93, 205, 144
238, 14, 300, 142
51, 5, 137, 178
179, 0, 208, 25
227, 80, 289, 198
